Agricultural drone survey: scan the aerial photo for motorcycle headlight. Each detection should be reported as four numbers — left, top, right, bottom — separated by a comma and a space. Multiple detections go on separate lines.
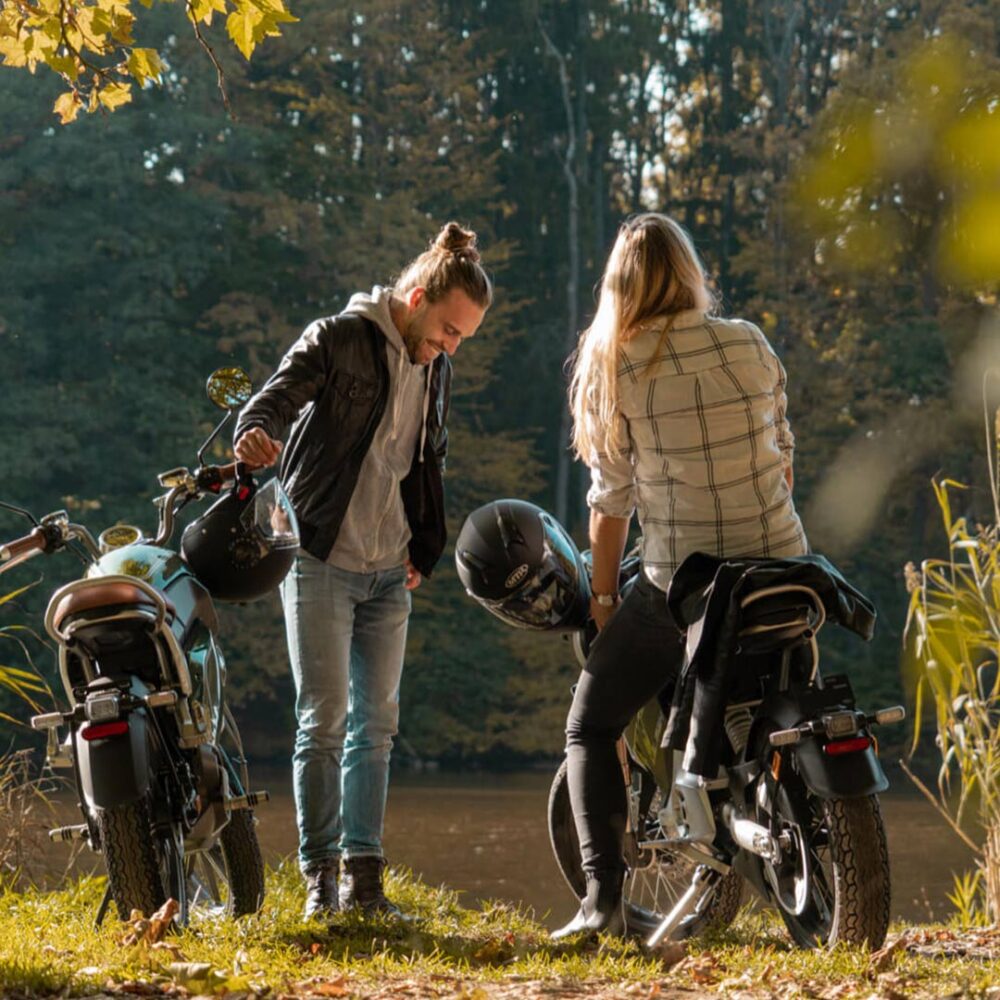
85, 692, 120, 723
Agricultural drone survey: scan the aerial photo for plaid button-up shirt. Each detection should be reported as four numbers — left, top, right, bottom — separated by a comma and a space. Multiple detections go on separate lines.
587, 310, 808, 592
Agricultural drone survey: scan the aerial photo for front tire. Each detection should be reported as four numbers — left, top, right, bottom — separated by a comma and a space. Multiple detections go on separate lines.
547, 758, 743, 939
185, 810, 265, 918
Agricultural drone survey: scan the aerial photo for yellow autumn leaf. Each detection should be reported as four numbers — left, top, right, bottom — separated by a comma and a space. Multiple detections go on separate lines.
110, 10, 134, 45
253, 0, 298, 22
97, 80, 133, 111
189, 0, 229, 23
44, 51, 80, 80
226, 7, 262, 61
0, 34, 30, 68
73, 8, 112, 54
53, 90, 81, 124
127, 46, 162, 85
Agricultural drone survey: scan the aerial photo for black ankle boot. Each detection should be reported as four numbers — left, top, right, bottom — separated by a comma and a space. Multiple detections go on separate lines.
339, 856, 404, 917
551, 869, 625, 940
303, 859, 339, 919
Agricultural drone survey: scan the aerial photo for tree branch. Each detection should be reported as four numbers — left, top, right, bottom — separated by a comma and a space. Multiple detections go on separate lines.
186, 1, 234, 120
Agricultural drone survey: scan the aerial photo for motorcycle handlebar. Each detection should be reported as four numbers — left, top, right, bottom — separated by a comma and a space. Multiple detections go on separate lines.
0, 527, 50, 573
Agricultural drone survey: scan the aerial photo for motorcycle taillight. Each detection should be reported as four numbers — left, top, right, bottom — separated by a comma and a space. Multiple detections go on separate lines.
823, 735, 871, 756
80, 720, 129, 741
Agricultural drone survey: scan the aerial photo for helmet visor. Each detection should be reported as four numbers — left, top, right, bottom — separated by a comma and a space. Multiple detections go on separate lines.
240, 478, 300, 551
478, 533, 586, 630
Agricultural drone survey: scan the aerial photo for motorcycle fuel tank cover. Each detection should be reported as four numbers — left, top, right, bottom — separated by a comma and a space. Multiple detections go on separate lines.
88, 543, 188, 591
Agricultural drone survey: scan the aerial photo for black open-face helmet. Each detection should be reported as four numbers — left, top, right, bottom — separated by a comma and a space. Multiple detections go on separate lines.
455, 499, 590, 631
181, 477, 299, 603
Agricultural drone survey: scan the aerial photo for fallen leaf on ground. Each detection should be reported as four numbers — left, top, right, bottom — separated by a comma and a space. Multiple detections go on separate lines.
151, 941, 186, 962
670, 953, 720, 985
120, 898, 180, 947
292, 976, 351, 997
166, 961, 214, 985
650, 940, 687, 969
869, 929, 917, 972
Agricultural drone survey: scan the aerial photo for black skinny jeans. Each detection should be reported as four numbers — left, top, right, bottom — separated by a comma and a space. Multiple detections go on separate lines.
565, 572, 687, 875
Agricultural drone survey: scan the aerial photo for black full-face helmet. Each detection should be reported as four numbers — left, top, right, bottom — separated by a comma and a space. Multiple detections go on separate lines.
181, 477, 299, 603
455, 499, 591, 631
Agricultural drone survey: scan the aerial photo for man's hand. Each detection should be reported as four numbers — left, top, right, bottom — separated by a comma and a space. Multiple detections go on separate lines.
404, 559, 422, 591
235, 428, 283, 468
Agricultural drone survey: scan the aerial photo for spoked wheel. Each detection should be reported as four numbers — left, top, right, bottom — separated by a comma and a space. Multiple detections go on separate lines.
758, 774, 891, 949
185, 810, 265, 919
547, 758, 743, 940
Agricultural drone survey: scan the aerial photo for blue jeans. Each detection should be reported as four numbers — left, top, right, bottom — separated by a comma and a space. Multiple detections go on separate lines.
280, 554, 411, 870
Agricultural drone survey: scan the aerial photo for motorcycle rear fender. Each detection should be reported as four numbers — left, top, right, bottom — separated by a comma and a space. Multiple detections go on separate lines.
789, 737, 888, 798
750, 675, 889, 800
74, 680, 156, 811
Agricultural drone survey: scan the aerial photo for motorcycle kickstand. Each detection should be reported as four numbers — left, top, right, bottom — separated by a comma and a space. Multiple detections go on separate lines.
645, 864, 718, 950
94, 884, 113, 929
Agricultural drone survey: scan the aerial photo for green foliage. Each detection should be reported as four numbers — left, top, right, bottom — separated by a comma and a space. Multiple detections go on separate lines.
0, 582, 50, 724
905, 473, 1000, 923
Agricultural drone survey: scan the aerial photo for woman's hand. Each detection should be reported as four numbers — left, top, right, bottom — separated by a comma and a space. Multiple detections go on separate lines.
235, 428, 283, 468
590, 595, 620, 631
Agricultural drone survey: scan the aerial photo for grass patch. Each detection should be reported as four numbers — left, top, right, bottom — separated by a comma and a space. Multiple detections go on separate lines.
0, 864, 998, 998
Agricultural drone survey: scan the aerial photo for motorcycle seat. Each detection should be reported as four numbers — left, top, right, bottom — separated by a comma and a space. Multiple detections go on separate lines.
50, 581, 177, 635
737, 584, 824, 653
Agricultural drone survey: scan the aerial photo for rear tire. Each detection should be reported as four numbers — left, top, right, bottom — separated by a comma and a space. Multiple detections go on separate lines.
95, 799, 169, 920
548, 758, 743, 939
765, 785, 891, 949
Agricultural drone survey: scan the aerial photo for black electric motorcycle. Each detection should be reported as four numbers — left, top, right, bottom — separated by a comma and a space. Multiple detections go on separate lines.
458, 504, 904, 950
1, 368, 292, 925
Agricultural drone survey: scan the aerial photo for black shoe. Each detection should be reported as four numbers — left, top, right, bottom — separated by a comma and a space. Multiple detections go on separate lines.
551, 869, 625, 940
339, 856, 404, 917
303, 859, 339, 919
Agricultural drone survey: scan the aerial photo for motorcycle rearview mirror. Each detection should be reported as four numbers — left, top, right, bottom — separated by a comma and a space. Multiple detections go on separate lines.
197, 367, 254, 468
0, 499, 40, 527
206, 367, 253, 412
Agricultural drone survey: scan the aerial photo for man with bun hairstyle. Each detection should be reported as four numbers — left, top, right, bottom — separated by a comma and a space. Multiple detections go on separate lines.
234, 223, 492, 919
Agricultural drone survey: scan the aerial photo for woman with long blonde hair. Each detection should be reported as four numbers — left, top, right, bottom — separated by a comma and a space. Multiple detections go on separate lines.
552, 213, 807, 939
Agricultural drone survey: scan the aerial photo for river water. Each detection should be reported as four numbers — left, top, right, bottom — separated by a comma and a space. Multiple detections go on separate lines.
39, 763, 974, 927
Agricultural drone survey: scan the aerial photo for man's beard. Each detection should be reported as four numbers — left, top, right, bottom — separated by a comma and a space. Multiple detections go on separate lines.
401, 315, 432, 363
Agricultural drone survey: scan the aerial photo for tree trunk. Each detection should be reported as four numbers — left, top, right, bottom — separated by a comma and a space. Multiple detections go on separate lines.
540, 18, 581, 528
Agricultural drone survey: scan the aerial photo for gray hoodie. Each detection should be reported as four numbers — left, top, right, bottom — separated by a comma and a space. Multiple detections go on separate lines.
326, 286, 431, 574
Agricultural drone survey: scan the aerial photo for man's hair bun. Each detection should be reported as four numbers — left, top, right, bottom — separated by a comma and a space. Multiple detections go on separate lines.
434, 221, 480, 262
396, 220, 493, 309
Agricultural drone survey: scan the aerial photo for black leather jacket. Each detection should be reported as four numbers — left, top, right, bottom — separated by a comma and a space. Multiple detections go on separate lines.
233, 313, 451, 577
662, 552, 877, 777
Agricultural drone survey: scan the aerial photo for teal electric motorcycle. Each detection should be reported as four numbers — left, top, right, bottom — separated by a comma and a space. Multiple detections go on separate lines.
1, 368, 297, 925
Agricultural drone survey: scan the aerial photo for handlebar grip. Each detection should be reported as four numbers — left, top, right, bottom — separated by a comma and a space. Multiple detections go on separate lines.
0, 527, 49, 570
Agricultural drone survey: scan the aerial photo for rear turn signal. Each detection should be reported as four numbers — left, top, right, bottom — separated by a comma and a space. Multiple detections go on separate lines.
80, 720, 129, 741
823, 735, 871, 756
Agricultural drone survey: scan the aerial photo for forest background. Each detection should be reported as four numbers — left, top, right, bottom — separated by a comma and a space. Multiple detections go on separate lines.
1, 0, 998, 766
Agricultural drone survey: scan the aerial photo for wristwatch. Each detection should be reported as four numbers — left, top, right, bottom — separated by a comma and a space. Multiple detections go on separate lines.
593, 592, 618, 607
